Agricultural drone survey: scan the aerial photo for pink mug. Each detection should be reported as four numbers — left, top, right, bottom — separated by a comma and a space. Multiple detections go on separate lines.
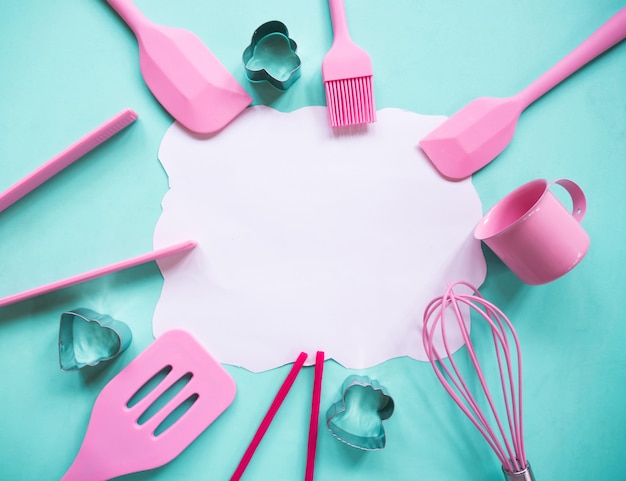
474, 179, 589, 285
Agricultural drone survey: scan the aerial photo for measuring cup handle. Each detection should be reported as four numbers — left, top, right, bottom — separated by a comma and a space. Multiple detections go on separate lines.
552, 179, 587, 222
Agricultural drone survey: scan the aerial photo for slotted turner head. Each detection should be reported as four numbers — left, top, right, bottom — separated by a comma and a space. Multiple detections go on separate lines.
61, 329, 236, 480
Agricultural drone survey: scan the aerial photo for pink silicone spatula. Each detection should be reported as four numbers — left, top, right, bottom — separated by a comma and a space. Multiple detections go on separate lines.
106, 0, 251, 134
419, 7, 626, 180
61, 329, 236, 480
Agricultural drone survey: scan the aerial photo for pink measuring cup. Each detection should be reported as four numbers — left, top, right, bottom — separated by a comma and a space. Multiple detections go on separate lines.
474, 179, 589, 285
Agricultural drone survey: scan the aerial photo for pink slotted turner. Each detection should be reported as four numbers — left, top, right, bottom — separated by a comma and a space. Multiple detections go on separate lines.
61, 329, 236, 480
419, 7, 626, 180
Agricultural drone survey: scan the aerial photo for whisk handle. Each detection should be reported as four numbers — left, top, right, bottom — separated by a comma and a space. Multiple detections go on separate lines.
503, 462, 535, 481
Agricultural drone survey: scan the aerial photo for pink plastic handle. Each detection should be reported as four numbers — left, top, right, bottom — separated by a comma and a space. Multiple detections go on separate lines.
517, 7, 626, 106
552, 178, 587, 223
0, 240, 196, 308
0, 109, 138, 214
231, 352, 308, 481
305, 351, 325, 481
328, 0, 352, 42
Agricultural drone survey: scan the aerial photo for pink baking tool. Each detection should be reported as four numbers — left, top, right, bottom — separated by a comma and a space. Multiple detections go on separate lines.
419, 7, 626, 180
0, 240, 196, 308
305, 351, 324, 481
0, 108, 137, 214
322, 0, 376, 127
61, 329, 236, 480
106, 0, 252, 135
423, 282, 533, 481
231, 352, 308, 481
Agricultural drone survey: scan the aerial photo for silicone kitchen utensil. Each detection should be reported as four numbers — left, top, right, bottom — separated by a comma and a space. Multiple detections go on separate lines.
322, 0, 376, 127
231, 352, 308, 481
474, 179, 588, 285
0, 240, 196, 308
0, 109, 137, 214
243, 21, 301, 91
106, 0, 252, 134
305, 351, 324, 481
423, 282, 534, 481
326, 375, 395, 450
419, 7, 626, 179
61, 329, 236, 480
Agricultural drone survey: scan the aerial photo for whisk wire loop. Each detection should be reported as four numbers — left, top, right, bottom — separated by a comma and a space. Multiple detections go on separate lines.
422, 281, 527, 474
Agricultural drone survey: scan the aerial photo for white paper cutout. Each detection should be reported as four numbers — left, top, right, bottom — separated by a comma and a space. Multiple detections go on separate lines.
153, 106, 486, 372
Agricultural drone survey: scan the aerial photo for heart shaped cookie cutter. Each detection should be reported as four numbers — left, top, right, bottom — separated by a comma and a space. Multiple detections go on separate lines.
242, 20, 301, 90
59, 307, 133, 371
326, 375, 395, 450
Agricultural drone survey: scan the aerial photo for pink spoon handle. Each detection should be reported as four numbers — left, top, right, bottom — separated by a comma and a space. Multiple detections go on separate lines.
517, 7, 626, 106
0, 240, 196, 308
0, 109, 137, 214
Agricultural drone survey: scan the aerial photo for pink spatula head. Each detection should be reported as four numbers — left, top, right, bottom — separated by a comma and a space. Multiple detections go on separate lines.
106, 0, 251, 135
61, 329, 236, 480
419, 6, 626, 180
419, 97, 523, 180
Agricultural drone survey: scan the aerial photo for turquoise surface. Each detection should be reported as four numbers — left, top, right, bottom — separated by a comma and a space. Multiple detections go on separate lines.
0, 1, 625, 479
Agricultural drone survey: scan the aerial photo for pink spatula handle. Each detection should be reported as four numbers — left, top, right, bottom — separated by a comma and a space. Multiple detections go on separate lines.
0, 109, 137, 214
105, 0, 150, 33
0, 240, 196, 308
517, 7, 626, 106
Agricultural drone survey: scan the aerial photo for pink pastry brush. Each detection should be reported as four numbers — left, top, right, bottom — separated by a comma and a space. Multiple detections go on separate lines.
322, 0, 376, 128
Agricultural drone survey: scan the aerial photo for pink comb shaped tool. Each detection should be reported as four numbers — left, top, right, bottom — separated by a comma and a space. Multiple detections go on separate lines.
61, 329, 236, 480
0, 108, 137, 214
322, 0, 376, 128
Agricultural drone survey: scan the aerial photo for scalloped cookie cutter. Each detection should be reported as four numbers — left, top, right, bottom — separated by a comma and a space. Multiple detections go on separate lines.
242, 20, 301, 90
59, 308, 132, 371
326, 375, 395, 450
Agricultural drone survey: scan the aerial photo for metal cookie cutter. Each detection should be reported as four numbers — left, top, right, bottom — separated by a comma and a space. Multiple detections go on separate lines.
326, 375, 395, 450
242, 20, 301, 90
59, 308, 132, 371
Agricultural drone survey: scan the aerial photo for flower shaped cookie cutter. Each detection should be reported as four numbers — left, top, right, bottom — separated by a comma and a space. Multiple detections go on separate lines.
326, 375, 395, 450
242, 20, 301, 90
59, 307, 132, 371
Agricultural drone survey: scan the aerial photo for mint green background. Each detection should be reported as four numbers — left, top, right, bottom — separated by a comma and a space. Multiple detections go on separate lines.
0, 1, 625, 479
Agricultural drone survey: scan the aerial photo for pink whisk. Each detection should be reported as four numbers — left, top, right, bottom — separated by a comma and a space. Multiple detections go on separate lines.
422, 281, 535, 481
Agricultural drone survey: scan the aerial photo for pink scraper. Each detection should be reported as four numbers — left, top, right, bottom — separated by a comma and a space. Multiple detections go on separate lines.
419, 7, 626, 180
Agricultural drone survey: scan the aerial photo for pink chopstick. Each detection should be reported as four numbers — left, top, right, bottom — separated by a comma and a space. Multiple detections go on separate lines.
231, 352, 309, 481
0, 240, 196, 308
305, 351, 325, 481
0, 108, 138, 214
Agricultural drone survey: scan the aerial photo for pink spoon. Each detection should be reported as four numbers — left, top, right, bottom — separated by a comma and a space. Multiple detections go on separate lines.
419, 7, 626, 180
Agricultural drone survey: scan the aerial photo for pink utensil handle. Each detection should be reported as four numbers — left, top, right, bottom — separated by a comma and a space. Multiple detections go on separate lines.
328, 0, 351, 42
0, 240, 196, 308
518, 7, 626, 106
305, 351, 325, 481
0, 109, 138, 214
231, 352, 308, 481
105, 0, 149, 33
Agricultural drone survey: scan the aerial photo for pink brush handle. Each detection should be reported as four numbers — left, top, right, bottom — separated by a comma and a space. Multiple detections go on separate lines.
328, 0, 352, 42
0, 109, 137, 214
231, 352, 308, 481
305, 351, 325, 481
517, 7, 626, 106
0, 240, 196, 308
